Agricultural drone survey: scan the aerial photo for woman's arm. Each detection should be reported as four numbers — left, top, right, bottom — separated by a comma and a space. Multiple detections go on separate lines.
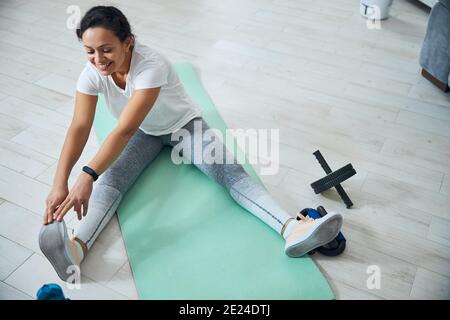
53, 92, 98, 187
86, 87, 161, 176
54, 87, 161, 221
44, 91, 97, 224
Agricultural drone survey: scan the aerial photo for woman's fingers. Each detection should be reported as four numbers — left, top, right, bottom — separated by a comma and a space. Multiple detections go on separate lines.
44, 207, 50, 225
74, 201, 82, 221
51, 194, 89, 223
44, 203, 56, 225
56, 198, 73, 222
82, 201, 89, 217
54, 198, 68, 218
48, 207, 54, 224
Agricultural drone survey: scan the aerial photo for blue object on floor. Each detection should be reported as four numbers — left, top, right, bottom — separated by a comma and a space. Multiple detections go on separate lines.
36, 283, 69, 300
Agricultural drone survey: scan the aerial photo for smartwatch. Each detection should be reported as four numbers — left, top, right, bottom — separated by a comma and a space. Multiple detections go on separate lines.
82, 166, 99, 181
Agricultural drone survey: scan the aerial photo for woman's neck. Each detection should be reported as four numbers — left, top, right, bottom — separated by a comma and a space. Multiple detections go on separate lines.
113, 46, 134, 78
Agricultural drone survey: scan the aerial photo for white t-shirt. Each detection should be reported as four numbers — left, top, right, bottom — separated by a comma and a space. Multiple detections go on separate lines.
76, 39, 202, 136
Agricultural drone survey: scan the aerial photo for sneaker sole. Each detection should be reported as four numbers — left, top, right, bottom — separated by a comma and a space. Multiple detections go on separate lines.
285, 212, 343, 258
38, 220, 75, 282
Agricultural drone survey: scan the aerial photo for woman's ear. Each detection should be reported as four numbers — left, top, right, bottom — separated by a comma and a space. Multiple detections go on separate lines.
126, 37, 134, 52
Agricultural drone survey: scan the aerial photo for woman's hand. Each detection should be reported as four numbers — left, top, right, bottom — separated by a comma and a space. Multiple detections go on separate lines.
53, 172, 94, 223
44, 184, 69, 225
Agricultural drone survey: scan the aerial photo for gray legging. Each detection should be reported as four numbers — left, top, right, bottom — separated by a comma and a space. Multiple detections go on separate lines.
75, 117, 292, 250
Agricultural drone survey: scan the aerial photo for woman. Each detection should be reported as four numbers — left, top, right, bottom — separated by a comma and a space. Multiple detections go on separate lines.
39, 6, 343, 282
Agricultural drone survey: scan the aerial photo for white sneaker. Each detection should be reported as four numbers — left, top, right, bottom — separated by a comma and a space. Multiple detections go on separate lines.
284, 211, 343, 258
39, 220, 84, 281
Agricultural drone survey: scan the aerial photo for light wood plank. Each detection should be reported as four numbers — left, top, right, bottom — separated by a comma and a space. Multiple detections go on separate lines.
0, 235, 33, 281
0, 139, 54, 179
0, 0, 28, 8
0, 166, 50, 216
0, 40, 30, 61
342, 213, 449, 278
0, 113, 29, 140
14, 0, 89, 26
381, 139, 450, 177
0, 15, 62, 41
328, 105, 450, 155
0, 74, 72, 111
106, 261, 139, 300
362, 173, 450, 221
135, 12, 238, 43
0, 201, 44, 254
0, 281, 33, 300
16, 50, 85, 81
441, 174, 450, 196
272, 0, 354, 19
341, 83, 405, 113
396, 109, 450, 138
330, 279, 381, 300
409, 77, 450, 107
410, 268, 450, 299
428, 216, 450, 248
0, 96, 72, 131
360, 62, 420, 85
0, 6, 42, 24
4, 253, 129, 300
34, 73, 78, 97
314, 241, 417, 300
0, 30, 81, 62
11, 125, 98, 159
0, 57, 50, 83
403, 98, 450, 123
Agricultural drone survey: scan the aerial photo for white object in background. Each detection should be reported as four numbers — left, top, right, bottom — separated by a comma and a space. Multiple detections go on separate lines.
360, 0, 393, 20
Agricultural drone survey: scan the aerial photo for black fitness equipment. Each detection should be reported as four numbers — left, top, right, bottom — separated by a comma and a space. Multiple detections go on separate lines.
310, 150, 356, 208
298, 206, 346, 256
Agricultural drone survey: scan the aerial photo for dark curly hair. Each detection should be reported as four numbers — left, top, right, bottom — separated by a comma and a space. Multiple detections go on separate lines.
76, 6, 135, 43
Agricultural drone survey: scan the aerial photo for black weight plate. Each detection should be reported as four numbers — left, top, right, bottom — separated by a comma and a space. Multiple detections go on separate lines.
316, 206, 328, 217
311, 164, 356, 194
317, 239, 346, 256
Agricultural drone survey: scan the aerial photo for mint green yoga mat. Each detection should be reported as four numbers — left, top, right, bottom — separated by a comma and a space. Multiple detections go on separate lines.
93, 63, 334, 299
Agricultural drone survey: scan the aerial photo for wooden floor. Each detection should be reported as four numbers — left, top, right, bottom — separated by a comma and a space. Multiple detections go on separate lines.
0, 0, 449, 300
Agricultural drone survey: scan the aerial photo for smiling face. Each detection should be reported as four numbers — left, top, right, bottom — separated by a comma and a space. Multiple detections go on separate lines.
82, 27, 133, 76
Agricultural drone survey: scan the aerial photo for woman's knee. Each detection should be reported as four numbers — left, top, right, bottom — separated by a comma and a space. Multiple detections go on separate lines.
201, 163, 248, 191
96, 165, 131, 195
97, 134, 162, 193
